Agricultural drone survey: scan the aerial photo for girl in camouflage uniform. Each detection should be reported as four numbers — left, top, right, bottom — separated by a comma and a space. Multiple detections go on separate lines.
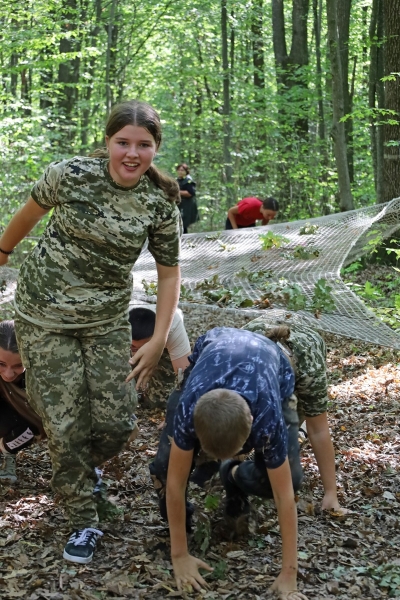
0, 100, 182, 564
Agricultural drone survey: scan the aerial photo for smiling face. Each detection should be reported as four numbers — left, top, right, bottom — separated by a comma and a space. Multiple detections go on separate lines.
0, 348, 25, 383
106, 125, 158, 187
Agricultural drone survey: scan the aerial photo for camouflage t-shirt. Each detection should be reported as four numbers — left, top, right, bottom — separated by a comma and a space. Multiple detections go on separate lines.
243, 318, 328, 420
15, 157, 181, 327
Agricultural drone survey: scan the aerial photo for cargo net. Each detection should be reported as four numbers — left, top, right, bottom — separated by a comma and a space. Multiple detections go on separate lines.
0, 199, 399, 349
133, 198, 400, 349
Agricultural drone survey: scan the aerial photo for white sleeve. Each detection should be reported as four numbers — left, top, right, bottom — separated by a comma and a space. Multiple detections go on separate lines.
166, 309, 191, 360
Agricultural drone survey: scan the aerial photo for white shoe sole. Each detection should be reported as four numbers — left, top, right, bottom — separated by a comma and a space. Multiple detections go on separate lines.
63, 550, 93, 564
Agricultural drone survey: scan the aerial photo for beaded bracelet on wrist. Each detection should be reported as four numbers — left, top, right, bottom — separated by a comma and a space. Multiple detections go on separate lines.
0, 247, 14, 255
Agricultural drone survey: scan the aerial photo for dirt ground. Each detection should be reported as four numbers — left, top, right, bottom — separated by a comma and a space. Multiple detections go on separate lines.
1, 333, 400, 600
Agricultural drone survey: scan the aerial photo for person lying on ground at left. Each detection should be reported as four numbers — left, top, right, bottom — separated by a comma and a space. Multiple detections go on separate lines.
242, 317, 348, 514
0, 320, 45, 484
151, 327, 308, 600
128, 304, 190, 408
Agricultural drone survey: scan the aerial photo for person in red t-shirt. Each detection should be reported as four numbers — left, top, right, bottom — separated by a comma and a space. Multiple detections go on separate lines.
226, 197, 279, 229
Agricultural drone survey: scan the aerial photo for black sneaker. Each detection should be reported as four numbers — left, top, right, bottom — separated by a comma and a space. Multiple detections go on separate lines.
190, 460, 221, 488
219, 460, 250, 519
63, 528, 103, 564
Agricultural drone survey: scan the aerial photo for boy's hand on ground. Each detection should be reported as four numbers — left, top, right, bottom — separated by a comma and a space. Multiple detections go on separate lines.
172, 553, 213, 592
271, 571, 308, 600
126, 338, 164, 388
321, 492, 352, 515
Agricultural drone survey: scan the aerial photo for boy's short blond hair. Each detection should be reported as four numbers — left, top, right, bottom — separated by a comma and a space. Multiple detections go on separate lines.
193, 389, 252, 459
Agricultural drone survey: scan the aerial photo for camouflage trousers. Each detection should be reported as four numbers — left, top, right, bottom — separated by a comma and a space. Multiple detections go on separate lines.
15, 315, 137, 528
139, 348, 176, 408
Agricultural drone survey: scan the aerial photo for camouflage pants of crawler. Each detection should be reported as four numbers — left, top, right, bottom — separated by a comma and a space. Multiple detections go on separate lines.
15, 315, 137, 529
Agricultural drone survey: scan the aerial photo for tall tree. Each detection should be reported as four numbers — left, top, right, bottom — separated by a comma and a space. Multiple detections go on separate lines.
337, 0, 354, 182
272, 0, 309, 136
382, 0, 400, 203
326, 0, 354, 210
57, 0, 82, 144
221, 0, 234, 206
369, 0, 384, 203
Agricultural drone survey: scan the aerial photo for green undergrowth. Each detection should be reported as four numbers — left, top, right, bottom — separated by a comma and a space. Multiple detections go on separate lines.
341, 250, 400, 332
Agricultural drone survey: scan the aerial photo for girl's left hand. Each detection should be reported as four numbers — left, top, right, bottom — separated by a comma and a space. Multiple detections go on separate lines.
126, 338, 164, 389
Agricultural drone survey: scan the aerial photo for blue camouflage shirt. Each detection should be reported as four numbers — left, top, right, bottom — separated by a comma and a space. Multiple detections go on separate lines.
173, 327, 295, 469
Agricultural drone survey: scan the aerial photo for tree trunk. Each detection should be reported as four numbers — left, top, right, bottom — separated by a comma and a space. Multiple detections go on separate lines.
326, 0, 354, 211
252, 0, 264, 90
57, 0, 81, 143
272, 0, 309, 133
369, 0, 384, 203
10, 53, 18, 98
221, 0, 234, 206
105, 0, 118, 115
337, 0, 353, 182
289, 0, 309, 136
382, 0, 400, 203
81, 0, 102, 149
313, 0, 325, 141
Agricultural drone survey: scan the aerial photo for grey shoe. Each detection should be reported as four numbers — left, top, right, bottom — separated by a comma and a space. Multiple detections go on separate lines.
0, 453, 17, 484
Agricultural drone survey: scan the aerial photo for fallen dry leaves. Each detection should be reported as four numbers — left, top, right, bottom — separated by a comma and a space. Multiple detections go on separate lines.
0, 334, 399, 599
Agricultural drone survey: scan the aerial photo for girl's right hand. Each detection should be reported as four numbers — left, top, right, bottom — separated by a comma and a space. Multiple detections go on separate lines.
126, 337, 165, 389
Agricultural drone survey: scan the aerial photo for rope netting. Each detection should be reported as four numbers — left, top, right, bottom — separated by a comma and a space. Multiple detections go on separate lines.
1, 199, 399, 349
132, 197, 400, 349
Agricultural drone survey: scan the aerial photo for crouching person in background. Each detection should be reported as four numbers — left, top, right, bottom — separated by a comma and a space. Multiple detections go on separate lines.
129, 304, 191, 408
150, 327, 307, 600
0, 320, 45, 483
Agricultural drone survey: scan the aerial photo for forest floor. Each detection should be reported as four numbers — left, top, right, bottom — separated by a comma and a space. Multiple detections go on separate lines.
1, 327, 400, 600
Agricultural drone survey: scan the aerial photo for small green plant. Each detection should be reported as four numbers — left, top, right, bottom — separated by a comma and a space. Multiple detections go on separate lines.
386, 243, 400, 272
142, 279, 157, 296
205, 232, 221, 241
259, 231, 290, 250
209, 560, 228, 580
311, 278, 336, 312
193, 514, 212, 554
360, 281, 384, 301
195, 274, 221, 290
203, 286, 253, 308
363, 228, 384, 255
180, 283, 194, 301
235, 269, 273, 283
292, 245, 320, 259
341, 260, 363, 275
257, 279, 306, 311
204, 494, 220, 511
299, 223, 319, 235
217, 240, 235, 252
282, 283, 307, 310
